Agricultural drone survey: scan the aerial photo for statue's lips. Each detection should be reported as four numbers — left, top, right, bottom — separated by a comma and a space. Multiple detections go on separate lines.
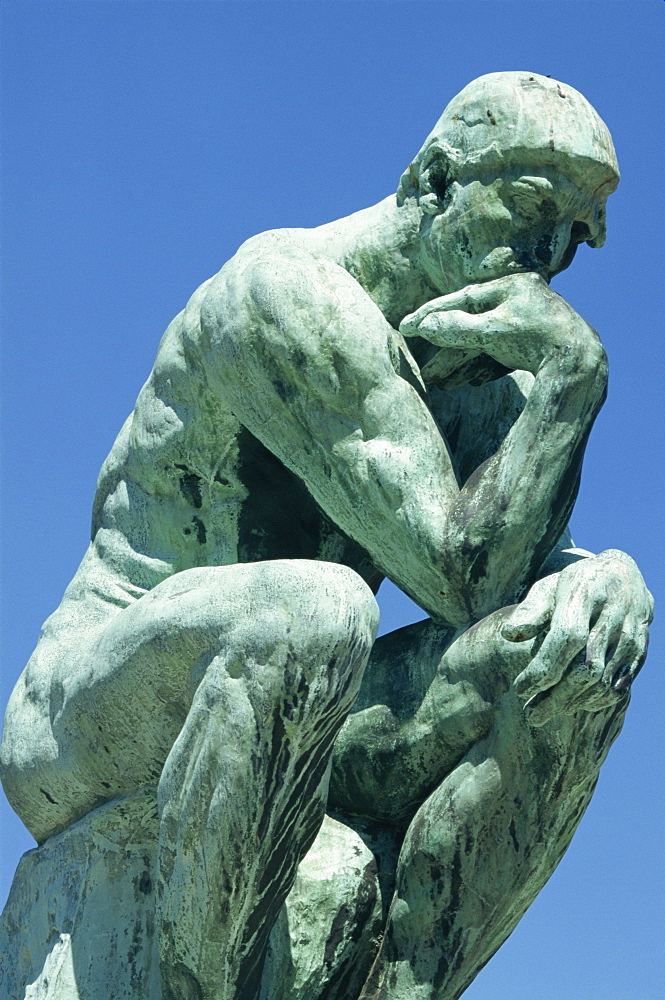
476, 249, 550, 282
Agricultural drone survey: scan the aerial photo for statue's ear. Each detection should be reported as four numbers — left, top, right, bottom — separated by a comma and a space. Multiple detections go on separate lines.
397, 141, 452, 214
419, 144, 452, 214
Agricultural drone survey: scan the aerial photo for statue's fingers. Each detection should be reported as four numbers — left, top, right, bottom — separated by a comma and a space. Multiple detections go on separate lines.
399, 299, 453, 336
583, 609, 616, 673
513, 622, 588, 699
581, 617, 632, 704
515, 572, 606, 694
399, 281, 507, 336
598, 629, 638, 687
399, 309, 430, 337
607, 625, 649, 692
523, 665, 591, 725
501, 579, 555, 642
415, 309, 490, 348
423, 281, 508, 316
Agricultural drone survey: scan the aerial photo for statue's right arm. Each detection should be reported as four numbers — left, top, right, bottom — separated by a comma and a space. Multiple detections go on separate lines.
199, 246, 606, 626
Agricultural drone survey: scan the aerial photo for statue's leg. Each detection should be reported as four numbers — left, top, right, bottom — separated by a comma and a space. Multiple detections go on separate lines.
9, 558, 377, 999
149, 560, 378, 1000
329, 618, 496, 829
354, 608, 628, 1000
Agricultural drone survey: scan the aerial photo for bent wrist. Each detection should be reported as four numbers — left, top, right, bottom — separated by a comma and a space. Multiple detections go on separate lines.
538, 337, 608, 395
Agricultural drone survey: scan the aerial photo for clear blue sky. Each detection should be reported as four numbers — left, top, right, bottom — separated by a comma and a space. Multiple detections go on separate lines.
1, 2, 663, 997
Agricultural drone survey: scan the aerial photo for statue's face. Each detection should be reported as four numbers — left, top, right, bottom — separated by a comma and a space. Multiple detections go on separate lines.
419, 163, 605, 293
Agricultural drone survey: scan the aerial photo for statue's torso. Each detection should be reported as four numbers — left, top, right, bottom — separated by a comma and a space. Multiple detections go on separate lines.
85, 260, 385, 609
40, 226, 533, 644
0, 221, 535, 843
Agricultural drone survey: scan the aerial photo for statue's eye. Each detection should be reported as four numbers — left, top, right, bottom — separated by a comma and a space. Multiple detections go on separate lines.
428, 165, 450, 203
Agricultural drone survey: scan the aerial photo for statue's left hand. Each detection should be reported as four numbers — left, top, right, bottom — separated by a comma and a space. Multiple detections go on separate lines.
501, 551, 653, 726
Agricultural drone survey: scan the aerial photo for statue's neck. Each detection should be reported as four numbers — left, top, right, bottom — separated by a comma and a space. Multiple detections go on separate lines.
302, 196, 440, 328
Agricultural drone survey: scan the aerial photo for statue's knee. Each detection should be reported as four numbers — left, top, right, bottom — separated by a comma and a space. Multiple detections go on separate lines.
182, 562, 377, 714
235, 559, 379, 657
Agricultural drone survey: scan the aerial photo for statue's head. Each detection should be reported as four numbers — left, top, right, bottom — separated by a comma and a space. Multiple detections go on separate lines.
399, 72, 619, 291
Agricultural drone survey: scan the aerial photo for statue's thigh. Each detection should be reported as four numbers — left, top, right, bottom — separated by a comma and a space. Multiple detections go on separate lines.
329, 608, 532, 827
51, 559, 377, 813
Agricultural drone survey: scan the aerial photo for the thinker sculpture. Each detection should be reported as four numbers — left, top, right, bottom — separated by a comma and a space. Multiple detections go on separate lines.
0, 72, 653, 1000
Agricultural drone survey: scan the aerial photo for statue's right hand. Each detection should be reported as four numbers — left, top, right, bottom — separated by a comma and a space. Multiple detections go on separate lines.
399, 273, 607, 377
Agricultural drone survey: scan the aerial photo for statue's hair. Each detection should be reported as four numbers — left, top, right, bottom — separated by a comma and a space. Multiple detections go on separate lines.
398, 72, 619, 246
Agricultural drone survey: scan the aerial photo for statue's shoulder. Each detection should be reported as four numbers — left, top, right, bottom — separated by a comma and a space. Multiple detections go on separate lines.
207, 228, 309, 296
199, 228, 365, 381
201, 227, 338, 326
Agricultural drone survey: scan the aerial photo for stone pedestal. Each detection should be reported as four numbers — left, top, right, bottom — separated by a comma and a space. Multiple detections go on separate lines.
1, 790, 383, 1000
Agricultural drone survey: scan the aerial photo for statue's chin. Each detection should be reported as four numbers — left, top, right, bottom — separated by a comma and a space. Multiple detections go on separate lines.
474, 248, 548, 283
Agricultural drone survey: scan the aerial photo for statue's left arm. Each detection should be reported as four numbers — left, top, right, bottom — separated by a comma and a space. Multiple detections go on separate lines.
406, 278, 653, 720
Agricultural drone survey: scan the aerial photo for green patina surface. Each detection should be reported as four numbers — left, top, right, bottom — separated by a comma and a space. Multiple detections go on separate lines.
0, 73, 652, 999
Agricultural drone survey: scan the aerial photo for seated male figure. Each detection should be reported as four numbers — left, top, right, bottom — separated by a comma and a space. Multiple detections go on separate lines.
1, 72, 652, 1000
